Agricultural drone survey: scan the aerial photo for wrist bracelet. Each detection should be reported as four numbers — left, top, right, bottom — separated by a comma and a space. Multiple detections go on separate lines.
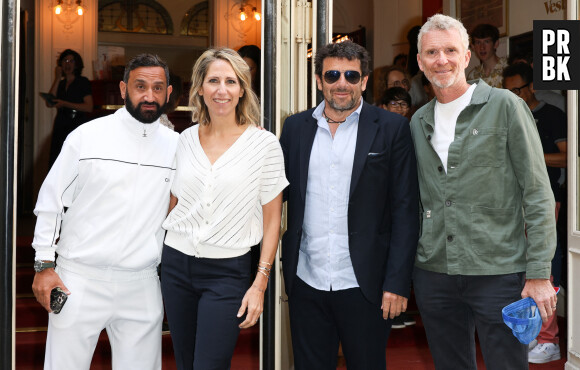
257, 270, 269, 279
259, 261, 272, 266
257, 265, 271, 272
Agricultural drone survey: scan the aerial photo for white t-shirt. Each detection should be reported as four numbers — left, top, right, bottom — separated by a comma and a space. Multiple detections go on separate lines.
163, 124, 289, 258
432, 83, 477, 172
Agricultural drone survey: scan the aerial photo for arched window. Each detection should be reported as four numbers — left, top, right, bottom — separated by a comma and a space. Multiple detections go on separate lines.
99, 0, 174, 35
180, 1, 209, 37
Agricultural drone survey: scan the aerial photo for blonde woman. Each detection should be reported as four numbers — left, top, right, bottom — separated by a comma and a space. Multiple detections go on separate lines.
161, 48, 288, 369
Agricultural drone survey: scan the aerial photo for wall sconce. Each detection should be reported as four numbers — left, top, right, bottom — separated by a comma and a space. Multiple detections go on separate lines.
238, 2, 261, 22
227, 0, 260, 39
53, 0, 84, 31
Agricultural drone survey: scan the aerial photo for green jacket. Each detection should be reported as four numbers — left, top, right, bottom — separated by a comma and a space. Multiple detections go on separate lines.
409, 80, 556, 279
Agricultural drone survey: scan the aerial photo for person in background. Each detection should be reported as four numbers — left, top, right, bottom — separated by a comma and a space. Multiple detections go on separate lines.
159, 73, 183, 131
393, 53, 408, 69
161, 48, 288, 370
32, 53, 178, 370
379, 85, 418, 331
380, 87, 412, 120
384, 64, 425, 111
503, 62, 567, 364
466, 23, 508, 88
46, 49, 93, 168
421, 73, 436, 102
406, 25, 429, 108
411, 14, 557, 369
238, 44, 261, 100
508, 51, 566, 113
280, 40, 418, 369
384, 65, 411, 92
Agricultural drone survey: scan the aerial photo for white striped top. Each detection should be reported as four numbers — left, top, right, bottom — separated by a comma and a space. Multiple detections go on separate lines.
162, 124, 289, 258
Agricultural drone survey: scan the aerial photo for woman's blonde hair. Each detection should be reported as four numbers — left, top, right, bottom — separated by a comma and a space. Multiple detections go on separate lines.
189, 47, 260, 126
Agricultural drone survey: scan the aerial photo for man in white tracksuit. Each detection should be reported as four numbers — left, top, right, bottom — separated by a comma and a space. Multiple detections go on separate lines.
31, 54, 179, 370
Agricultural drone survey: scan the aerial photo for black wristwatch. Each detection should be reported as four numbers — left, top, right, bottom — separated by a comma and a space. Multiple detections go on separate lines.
34, 260, 55, 272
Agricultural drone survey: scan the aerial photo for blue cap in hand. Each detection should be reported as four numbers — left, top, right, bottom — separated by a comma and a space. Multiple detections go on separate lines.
502, 297, 542, 344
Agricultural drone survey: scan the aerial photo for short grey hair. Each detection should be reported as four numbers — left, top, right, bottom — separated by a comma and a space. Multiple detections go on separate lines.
418, 14, 470, 54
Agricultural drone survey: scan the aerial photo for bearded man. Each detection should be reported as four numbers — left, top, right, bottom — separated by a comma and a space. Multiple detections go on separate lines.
280, 41, 418, 369
31, 54, 178, 370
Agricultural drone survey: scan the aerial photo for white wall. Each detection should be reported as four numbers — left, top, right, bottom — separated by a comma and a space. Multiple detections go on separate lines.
333, 0, 373, 39
510, 0, 566, 36
373, 0, 422, 69
333, 0, 374, 77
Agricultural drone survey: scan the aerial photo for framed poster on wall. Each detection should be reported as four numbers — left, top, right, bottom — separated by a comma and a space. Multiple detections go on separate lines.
457, 0, 508, 36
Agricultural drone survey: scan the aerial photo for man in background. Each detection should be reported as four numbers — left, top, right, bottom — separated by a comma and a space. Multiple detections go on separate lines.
467, 23, 508, 87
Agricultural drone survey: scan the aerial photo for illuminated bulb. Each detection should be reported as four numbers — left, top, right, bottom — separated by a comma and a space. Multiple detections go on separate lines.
240, 10, 247, 21
77, 6, 83, 15
55, 4, 62, 14
253, 7, 261, 21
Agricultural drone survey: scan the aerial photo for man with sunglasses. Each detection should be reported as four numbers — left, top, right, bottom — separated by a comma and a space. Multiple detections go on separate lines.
410, 14, 557, 369
503, 62, 566, 364
280, 41, 418, 369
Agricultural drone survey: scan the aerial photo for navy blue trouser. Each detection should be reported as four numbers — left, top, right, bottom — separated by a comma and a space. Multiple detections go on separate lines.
413, 268, 528, 370
161, 245, 251, 370
289, 277, 391, 370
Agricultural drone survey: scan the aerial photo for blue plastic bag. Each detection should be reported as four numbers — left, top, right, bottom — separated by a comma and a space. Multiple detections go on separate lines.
502, 297, 542, 344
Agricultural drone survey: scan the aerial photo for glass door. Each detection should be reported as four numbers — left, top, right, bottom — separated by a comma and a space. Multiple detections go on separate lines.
266, 0, 331, 368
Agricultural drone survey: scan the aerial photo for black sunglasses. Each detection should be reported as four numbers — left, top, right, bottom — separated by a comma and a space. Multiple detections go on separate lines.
323, 70, 362, 84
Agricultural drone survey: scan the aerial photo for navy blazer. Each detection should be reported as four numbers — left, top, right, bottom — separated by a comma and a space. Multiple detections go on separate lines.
279, 102, 419, 305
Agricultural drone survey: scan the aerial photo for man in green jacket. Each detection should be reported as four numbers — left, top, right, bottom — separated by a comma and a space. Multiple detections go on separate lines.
410, 14, 558, 369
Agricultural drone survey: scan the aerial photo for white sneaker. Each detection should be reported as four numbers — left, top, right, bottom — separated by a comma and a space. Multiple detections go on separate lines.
528, 339, 537, 351
528, 343, 561, 363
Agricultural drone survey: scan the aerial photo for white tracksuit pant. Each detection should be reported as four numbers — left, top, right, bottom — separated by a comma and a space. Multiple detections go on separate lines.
44, 258, 163, 370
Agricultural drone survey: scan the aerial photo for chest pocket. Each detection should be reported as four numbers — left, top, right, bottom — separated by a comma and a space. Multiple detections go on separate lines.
467, 127, 507, 167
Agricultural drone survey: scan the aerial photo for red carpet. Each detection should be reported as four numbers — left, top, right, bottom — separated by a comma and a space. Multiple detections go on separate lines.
378, 315, 567, 369
16, 328, 259, 369
15, 234, 566, 369
15, 236, 260, 369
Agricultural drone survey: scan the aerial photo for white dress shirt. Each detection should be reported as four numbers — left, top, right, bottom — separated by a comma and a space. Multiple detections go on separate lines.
296, 98, 363, 291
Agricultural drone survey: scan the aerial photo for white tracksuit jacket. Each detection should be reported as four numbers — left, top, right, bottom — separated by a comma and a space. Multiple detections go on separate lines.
32, 107, 179, 271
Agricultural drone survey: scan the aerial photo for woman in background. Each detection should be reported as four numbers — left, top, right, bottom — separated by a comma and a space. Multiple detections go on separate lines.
237, 44, 261, 99
46, 49, 93, 167
161, 48, 288, 369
